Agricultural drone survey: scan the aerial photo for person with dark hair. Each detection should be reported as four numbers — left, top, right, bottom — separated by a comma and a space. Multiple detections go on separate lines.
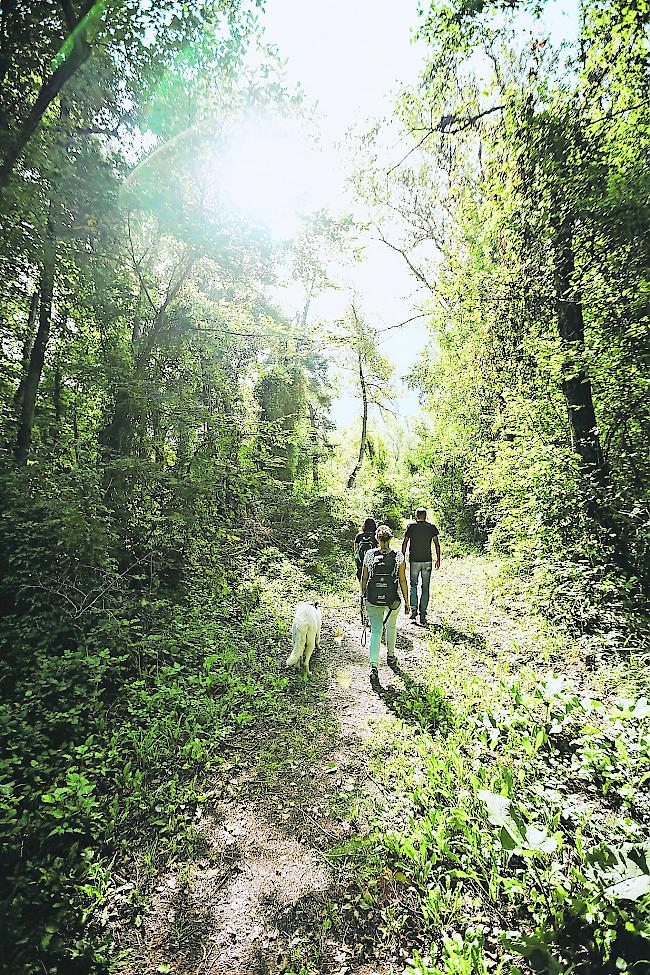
361, 524, 409, 687
401, 507, 441, 626
354, 516, 377, 581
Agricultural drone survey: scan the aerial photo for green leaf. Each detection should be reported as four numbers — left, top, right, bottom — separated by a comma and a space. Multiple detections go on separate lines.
605, 875, 650, 901
477, 789, 525, 846
524, 825, 558, 855
600, 844, 650, 902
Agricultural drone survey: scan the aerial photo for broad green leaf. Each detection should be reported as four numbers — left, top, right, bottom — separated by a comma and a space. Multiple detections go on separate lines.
477, 790, 525, 846
605, 875, 650, 902
524, 825, 558, 855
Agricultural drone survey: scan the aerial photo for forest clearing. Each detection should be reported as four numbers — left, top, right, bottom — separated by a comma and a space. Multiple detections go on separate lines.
1, 1, 649, 974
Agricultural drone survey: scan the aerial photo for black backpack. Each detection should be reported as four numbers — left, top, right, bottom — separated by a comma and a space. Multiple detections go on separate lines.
365, 550, 399, 606
355, 532, 376, 571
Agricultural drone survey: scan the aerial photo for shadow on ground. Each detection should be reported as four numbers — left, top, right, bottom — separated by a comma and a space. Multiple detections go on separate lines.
372, 658, 453, 733
428, 620, 487, 652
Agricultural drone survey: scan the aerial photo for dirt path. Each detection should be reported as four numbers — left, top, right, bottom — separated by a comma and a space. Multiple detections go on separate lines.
111, 557, 535, 975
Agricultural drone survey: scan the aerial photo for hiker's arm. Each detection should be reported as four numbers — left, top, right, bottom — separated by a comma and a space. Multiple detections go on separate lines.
361, 565, 368, 592
398, 561, 409, 607
434, 535, 441, 569
401, 533, 409, 556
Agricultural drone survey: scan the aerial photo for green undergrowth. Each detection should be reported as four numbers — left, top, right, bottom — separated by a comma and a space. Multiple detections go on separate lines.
0, 495, 352, 975
0, 574, 295, 972
0, 454, 360, 974
326, 567, 650, 975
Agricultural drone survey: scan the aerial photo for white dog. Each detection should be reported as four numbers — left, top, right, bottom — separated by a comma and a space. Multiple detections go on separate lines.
286, 602, 322, 675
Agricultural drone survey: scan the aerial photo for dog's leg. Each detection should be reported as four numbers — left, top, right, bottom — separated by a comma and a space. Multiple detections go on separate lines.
315, 615, 322, 650
304, 629, 316, 675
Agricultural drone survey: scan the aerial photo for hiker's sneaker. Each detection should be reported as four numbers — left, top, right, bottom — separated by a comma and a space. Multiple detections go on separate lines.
387, 654, 398, 668
409, 610, 418, 621
370, 666, 380, 689
419, 616, 429, 628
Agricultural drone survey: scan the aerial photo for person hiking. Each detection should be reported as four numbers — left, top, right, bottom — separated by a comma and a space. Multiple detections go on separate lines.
401, 507, 441, 626
354, 517, 377, 581
361, 524, 409, 688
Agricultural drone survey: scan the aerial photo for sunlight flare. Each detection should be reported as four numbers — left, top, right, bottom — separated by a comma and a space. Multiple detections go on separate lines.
210, 116, 328, 240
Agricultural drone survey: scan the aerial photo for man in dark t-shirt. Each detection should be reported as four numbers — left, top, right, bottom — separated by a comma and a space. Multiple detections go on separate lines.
401, 508, 441, 625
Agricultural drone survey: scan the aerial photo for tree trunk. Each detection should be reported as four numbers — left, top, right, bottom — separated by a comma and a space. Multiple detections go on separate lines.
299, 273, 316, 332
347, 350, 368, 489
103, 253, 195, 457
13, 288, 39, 409
307, 400, 320, 487
554, 224, 604, 479
14, 218, 57, 462
0, 40, 92, 192
553, 222, 635, 575
300, 296, 311, 331
102, 385, 133, 456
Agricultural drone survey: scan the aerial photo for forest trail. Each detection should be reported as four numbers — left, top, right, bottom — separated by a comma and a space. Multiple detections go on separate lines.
112, 555, 585, 975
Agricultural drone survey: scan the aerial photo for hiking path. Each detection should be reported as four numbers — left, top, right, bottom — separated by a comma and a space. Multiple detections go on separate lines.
109, 554, 587, 975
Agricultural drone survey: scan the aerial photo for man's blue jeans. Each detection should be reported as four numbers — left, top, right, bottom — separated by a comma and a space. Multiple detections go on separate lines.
410, 561, 432, 619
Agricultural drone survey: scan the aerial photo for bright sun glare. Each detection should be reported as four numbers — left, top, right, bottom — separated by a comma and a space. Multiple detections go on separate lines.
211, 116, 335, 240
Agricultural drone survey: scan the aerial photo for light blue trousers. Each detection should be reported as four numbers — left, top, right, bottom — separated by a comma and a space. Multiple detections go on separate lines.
366, 601, 399, 667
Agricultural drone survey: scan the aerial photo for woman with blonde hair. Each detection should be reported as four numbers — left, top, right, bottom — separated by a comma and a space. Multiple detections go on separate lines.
360, 524, 409, 687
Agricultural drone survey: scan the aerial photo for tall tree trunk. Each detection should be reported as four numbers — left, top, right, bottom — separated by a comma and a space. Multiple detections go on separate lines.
347, 350, 368, 489
14, 216, 57, 462
102, 385, 133, 455
13, 288, 39, 409
307, 400, 320, 487
300, 295, 311, 331
554, 223, 604, 479
554, 221, 634, 575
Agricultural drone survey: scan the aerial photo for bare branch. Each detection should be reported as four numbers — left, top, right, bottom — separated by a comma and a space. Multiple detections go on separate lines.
376, 314, 430, 334
375, 225, 437, 295
387, 104, 505, 175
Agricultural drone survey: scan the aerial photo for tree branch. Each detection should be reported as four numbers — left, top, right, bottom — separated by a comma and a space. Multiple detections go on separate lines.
375, 226, 437, 295
376, 314, 430, 334
0, 0, 106, 192
387, 104, 505, 175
